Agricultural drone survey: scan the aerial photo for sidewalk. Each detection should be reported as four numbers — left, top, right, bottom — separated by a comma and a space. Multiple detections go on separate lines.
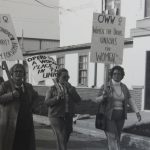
33, 111, 150, 150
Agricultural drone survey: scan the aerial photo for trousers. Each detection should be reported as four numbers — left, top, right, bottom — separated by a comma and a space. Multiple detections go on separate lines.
50, 113, 73, 150
105, 110, 125, 150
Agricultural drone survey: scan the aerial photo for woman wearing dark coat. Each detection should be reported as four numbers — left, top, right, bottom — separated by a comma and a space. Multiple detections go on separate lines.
95, 65, 141, 150
0, 64, 38, 150
45, 68, 81, 150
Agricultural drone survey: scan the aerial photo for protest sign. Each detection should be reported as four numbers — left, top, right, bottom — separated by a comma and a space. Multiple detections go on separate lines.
0, 14, 23, 61
90, 13, 125, 64
26, 55, 58, 82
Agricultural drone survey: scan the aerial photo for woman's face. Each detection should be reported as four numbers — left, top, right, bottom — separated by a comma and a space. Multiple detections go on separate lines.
12, 67, 24, 85
58, 71, 69, 84
112, 69, 123, 82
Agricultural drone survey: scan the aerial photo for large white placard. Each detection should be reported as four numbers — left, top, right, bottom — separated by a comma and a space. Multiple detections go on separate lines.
26, 55, 58, 82
0, 14, 23, 61
90, 13, 125, 64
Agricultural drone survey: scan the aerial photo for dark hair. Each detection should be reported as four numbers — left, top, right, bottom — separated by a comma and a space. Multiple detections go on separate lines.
56, 68, 68, 80
10, 64, 26, 81
110, 65, 125, 79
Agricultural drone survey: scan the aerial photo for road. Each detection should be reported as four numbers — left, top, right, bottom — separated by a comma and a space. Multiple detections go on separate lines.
35, 123, 142, 150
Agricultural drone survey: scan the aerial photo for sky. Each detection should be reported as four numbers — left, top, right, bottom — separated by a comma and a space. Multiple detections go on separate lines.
0, 0, 144, 44
59, 0, 102, 46
0, 0, 60, 39
0, 0, 102, 44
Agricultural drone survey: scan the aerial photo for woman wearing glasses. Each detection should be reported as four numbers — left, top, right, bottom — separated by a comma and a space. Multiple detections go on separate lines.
95, 65, 141, 150
0, 64, 38, 150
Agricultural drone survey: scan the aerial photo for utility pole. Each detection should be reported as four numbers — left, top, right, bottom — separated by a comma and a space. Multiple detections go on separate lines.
103, 0, 120, 88
21, 29, 24, 51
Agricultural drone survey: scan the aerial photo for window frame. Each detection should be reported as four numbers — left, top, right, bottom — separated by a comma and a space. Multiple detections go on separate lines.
78, 53, 89, 87
56, 55, 65, 69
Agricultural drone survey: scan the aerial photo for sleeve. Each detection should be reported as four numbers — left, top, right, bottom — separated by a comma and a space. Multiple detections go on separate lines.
124, 84, 139, 113
97, 85, 104, 97
128, 97, 139, 113
44, 86, 61, 107
31, 85, 39, 106
68, 86, 81, 104
94, 85, 105, 103
32, 86, 38, 100
0, 82, 14, 105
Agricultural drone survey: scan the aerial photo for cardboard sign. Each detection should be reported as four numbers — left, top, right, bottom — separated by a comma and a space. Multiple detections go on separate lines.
90, 13, 125, 64
0, 14, 23, 61
26, 55, 58, 82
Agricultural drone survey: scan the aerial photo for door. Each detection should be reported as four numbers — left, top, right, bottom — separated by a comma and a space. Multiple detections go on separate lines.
145, 51, 150, 109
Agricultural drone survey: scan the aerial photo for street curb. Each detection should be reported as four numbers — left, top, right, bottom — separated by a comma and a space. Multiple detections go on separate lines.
121, 133, 150, 150
33, 114, 150, 149
74, 125, 150, 150
73, 125, 106, 138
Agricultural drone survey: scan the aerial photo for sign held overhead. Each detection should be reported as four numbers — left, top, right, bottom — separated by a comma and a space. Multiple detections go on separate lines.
90, 13, 125, 64
26, 55, 58, 82
0, 14, 23, 61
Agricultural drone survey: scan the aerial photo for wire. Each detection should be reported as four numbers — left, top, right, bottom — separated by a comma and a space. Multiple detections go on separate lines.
34, 0, 59, 9
34, 0, 72, 12
1, 0, 70, 11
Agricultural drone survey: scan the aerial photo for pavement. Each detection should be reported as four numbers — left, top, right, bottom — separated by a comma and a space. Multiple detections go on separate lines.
33, 111, 150, 150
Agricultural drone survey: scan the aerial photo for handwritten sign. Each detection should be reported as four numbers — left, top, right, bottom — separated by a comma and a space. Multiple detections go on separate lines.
26, 55, 58, 82
90, 13, 125, 64
0, 14, 23, 61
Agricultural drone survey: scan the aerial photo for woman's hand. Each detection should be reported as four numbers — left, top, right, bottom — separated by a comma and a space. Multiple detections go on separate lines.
102, 90, 108, 99
12, 89, 20, 98
136, 112, 141, 122
95, 90, 108, 103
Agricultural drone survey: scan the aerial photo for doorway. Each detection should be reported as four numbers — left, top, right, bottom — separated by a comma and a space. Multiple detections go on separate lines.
145, 51, 150, 110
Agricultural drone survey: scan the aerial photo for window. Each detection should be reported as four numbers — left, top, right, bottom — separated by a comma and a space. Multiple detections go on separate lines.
78, 55, 88, 86
57, 56, 65, 69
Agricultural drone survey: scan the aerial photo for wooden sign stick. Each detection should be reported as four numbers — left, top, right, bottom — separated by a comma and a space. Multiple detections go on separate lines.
2, 61, 15, 90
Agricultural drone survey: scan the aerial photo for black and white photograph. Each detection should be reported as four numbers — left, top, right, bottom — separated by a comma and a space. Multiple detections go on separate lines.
0, 0, 149, 150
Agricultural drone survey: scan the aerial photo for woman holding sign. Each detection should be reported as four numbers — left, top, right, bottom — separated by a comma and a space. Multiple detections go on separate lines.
95, 65, 141, 150
0, 63, 38, 150
45, 68, 81, 150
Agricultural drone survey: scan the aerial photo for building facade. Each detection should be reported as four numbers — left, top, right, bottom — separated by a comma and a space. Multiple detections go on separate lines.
1, 0, 150, 111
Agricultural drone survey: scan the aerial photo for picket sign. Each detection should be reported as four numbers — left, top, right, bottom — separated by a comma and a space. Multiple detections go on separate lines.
26, 55, 62, 94
0, 14, 23, 150
90, 13, 125, 88
26, 55, 58, 83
